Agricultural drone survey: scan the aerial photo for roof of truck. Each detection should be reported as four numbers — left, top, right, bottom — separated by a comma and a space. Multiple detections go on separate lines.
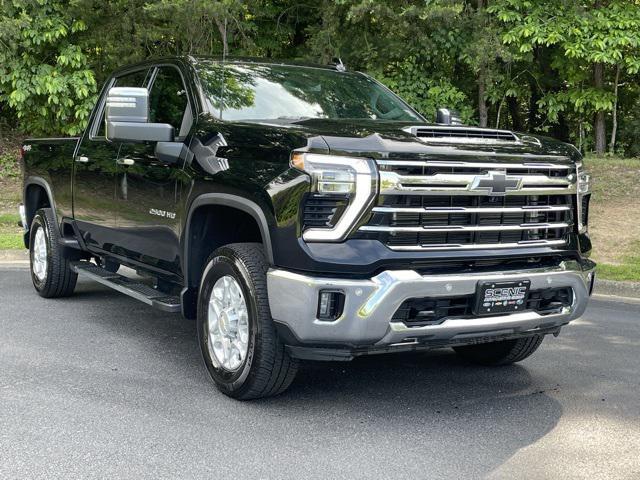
113, 55, 348, 75
190, 55, 347, 71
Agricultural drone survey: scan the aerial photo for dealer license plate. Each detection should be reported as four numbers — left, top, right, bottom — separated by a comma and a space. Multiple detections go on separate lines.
474, 279, 531, 315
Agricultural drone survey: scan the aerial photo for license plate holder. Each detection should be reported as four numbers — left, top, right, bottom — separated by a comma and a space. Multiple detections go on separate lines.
474, 279, 531, 316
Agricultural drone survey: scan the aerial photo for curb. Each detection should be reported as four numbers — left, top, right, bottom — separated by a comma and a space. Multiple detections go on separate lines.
593, 278, 640, 300
0, 249, 639, 299
0, 249, 28, 263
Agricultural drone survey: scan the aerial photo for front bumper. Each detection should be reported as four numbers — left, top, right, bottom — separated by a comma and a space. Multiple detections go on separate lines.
267, 259, 595, 356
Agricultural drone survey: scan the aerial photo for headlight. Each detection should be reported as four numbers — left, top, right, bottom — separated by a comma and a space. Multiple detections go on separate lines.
576, 162, 591, 233
291, 152, 378, 241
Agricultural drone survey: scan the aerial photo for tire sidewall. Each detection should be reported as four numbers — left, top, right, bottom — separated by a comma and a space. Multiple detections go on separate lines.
29, 212, 50, 292
197, 250, 261, 395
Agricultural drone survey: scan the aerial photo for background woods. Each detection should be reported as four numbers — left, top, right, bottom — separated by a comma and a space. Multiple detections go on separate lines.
1, 0, 640, 155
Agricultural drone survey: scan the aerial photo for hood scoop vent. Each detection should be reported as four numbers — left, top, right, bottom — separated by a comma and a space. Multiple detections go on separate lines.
403, 126, 520, 145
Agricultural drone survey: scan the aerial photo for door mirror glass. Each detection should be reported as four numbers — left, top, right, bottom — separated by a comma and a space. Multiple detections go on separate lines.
105, 86, 174, 143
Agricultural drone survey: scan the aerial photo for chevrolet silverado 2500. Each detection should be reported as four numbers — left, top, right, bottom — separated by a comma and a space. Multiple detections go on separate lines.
19, 57, 595, 399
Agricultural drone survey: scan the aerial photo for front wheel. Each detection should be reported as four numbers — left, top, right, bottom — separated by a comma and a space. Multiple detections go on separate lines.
453, 335, 544, 366
29, 208, 77, 298
197, 243, 298, 400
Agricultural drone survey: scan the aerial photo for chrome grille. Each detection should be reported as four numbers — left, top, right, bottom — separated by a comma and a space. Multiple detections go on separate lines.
358, 160, 576, 251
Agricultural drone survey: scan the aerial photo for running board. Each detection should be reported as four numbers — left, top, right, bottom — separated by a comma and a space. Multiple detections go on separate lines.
71, 262, 181, 313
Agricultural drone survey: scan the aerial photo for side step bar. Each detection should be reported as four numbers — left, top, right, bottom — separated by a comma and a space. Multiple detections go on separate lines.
71, 262, 181, 313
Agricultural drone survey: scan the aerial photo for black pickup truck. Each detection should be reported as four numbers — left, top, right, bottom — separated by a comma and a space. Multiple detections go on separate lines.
20, 56, 595, 399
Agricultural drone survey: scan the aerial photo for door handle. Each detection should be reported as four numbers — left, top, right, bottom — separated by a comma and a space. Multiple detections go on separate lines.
75, 155, 89, 163
116, 158, 135, 166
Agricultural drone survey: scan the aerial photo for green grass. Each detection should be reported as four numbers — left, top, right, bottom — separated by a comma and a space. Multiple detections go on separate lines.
0, 233, 23, 249
596, 242, 640, 282
0, 213, 23, 249
0, 213, 20, 225
597, 264, 640, 283
584, 155, 640, 282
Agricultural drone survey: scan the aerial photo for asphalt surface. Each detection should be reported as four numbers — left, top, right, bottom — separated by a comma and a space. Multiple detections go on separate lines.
1, 266, 639, 480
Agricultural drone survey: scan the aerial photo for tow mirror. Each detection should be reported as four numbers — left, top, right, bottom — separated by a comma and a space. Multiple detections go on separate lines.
105, 87, 174, 142
436, 108, 463, 126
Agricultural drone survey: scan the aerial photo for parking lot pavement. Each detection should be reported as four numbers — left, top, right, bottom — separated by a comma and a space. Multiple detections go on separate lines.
1, 266, 639, 479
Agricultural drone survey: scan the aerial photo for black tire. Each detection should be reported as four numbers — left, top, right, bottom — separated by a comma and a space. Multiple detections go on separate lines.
29, 208, 77, 298
197, 243, 298, 400
453, 335, 544, 366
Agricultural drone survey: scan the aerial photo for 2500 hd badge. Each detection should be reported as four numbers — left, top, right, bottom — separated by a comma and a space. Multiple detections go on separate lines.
149, 208, 176, 219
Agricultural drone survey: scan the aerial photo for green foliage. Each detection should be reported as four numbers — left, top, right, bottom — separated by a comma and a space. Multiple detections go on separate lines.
371, 57, 475, 124
1, 0, 640, 154
490, 0, 640, 143
0, 0, 97, 135
0, 151, 20, 178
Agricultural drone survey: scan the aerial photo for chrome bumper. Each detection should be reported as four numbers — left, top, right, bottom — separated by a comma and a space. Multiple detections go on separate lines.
267, 260, 595, 347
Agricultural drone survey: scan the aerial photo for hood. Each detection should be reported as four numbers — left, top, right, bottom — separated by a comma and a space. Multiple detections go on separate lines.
288, 118, 582, 165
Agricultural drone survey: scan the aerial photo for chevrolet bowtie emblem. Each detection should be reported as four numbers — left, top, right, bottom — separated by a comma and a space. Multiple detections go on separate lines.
469, 170, 522, 196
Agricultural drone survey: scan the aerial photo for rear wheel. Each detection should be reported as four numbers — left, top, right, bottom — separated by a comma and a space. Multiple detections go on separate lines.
197, 243, 298, 400
29, 208, 77, 298
453, 335, 544, 366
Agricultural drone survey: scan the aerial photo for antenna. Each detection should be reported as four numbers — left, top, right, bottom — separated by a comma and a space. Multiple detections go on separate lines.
330, 57, 346, 72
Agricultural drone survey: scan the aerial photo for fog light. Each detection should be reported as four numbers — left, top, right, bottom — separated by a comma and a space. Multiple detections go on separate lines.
317, 290, 345, 321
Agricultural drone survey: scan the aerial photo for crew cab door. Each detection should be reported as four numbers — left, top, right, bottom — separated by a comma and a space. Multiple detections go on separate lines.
113, 65, 193, 273
73, 68, 150, 252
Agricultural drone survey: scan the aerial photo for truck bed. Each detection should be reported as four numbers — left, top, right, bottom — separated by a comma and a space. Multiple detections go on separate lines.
22, 137, 80, 226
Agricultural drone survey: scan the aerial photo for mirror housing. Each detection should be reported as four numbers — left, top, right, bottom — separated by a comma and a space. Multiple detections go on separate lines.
436, 108, 463, 126
155, 141, 192, 165
105, 87, 174, 142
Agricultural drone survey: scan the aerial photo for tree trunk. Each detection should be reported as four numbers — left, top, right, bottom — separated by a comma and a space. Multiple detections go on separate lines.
507, 95, 523, 131
476, 0, 488, 128
528, 50, 540, 130
215, 16, 229, 58
478, 71, 488, 128
609, 64, 620, 155
593, 62, 606, 154
552, 112, 570, 143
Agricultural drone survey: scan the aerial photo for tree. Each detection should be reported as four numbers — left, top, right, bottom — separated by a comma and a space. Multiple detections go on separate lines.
143, 0, 252, 57
0, 0, 97, 135
490, 0, 640, 153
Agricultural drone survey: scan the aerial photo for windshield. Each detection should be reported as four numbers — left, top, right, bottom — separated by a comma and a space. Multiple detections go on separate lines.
195, 62, 422, 122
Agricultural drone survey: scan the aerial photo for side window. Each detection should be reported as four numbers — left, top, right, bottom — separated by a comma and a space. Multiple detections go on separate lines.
94, 69, 149, 138
148, 67, 190, 137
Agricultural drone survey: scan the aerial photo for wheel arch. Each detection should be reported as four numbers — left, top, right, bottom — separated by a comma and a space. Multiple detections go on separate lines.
183, 193, 274, 291
23, 177, 59, 244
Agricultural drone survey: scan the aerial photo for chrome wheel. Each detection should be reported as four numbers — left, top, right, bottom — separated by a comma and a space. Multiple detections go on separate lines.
207, 275, 249, 372
32, 226, 48, 282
